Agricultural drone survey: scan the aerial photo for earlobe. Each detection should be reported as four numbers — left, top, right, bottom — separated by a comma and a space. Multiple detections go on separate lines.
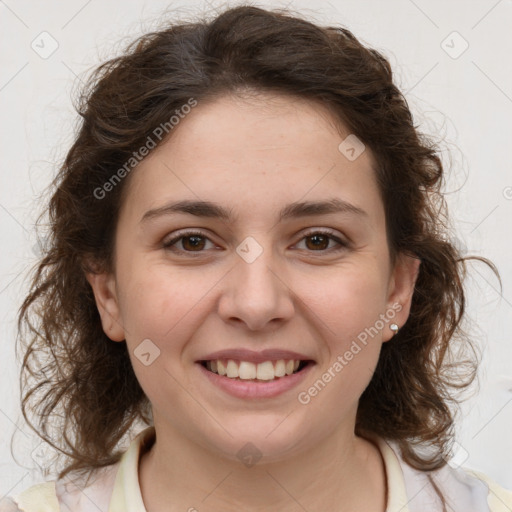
85, 271, 125, 342
383, 252, 421, 342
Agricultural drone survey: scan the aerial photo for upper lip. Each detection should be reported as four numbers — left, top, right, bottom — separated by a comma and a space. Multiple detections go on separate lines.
197, 349, 314, 364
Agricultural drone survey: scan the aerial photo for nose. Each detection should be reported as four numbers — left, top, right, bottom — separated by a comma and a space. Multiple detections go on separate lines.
217, 243, 295, 332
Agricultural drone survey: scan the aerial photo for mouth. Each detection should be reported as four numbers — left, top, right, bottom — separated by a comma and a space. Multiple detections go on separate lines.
199, 358, 313, 381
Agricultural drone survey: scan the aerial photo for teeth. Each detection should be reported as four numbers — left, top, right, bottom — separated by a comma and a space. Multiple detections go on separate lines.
239, 361, 257, 379
217, 360, 227, 376
256, 361, 275, 380
226, 360, 238, 378
205, 359, 304, 380
274, 360, 286, 377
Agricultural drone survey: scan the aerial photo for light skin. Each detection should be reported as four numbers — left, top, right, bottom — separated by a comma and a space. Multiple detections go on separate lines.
87, 92, 421, 511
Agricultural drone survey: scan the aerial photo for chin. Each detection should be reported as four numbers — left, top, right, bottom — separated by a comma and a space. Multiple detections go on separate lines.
201, 419, 309, 464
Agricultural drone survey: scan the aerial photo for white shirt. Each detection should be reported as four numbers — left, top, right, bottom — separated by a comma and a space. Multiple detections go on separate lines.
1, 426, 511, 511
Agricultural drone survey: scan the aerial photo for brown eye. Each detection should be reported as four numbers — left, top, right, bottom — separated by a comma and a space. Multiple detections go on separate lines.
163, 229, 348, 257
180, 235, 207, 251
305, 233, 330, 251
296, 230, 348, 253
163, 231, 214, 255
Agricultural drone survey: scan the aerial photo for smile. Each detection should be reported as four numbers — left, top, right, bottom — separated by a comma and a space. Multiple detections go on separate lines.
197, 358, 315, 399
201, 359, 309, 380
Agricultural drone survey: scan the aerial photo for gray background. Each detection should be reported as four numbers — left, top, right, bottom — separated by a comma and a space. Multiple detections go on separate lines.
1, 0, 511, 498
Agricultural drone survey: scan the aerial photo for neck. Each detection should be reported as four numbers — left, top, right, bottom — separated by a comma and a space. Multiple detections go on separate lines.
138, 422, 387, 511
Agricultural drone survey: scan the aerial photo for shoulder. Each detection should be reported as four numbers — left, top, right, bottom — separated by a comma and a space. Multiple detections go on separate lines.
0, 427, 153, 512
0, 459, 120, 512
376, 436, 512, 512
464, 468, 512, 512
0, 482, 59, 512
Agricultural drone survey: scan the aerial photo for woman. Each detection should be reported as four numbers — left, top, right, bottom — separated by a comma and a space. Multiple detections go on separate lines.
2, 4, 511, 511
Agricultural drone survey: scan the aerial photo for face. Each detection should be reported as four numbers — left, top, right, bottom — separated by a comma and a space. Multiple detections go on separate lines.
87, 92, 420, 462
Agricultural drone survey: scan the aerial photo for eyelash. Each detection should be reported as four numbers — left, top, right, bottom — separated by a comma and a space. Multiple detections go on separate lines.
162, 229, 348, 256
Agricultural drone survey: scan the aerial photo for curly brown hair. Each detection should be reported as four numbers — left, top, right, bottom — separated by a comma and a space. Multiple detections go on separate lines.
16, 3, 500, 490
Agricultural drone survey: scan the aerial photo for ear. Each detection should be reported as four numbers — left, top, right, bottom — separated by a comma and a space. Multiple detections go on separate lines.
382, 252, 421, 342
85, 271, 125, 342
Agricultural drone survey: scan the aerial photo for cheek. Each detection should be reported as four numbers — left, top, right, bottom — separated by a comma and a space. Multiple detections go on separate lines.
296, 260, 389, 343
117, 264, 206, 344
298, 269, 386, 412
293, 260, 388, 403
117, 267, 203, 404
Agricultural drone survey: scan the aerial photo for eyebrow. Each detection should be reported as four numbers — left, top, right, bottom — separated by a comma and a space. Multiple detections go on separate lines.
141, 198, 368, 224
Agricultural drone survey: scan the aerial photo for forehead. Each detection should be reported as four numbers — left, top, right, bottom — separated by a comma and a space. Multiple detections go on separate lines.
119, 93, 383, 226
158, 92, 365, 165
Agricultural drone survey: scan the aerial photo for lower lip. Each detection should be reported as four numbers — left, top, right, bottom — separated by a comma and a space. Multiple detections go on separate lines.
197, 362, 315, 399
